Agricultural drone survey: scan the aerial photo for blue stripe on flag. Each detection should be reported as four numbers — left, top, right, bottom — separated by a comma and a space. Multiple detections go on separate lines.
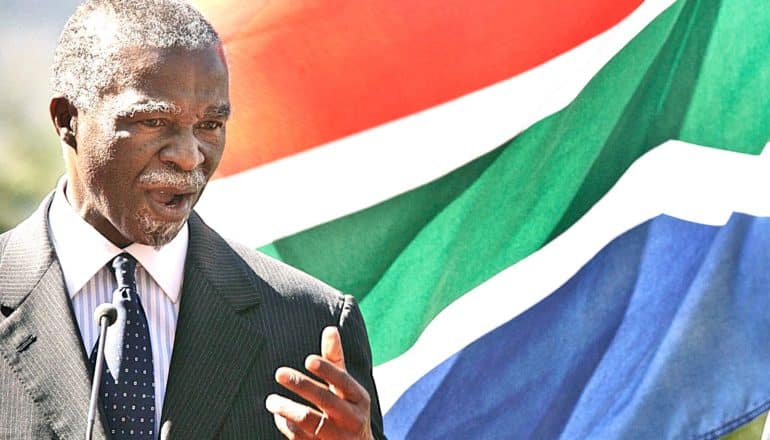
385, 213, 770, 439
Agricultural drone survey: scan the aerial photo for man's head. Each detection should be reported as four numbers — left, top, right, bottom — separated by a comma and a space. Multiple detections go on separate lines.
50, 0, 230, 248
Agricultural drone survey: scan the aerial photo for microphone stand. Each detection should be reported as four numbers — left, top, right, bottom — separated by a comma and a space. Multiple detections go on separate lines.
86, 303, 118, 440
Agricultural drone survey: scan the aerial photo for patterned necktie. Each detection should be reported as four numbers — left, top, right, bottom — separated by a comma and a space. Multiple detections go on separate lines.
90, 253, 156, 439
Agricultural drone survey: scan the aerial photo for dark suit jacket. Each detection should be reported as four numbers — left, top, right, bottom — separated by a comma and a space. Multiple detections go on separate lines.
0, 197, 385, 439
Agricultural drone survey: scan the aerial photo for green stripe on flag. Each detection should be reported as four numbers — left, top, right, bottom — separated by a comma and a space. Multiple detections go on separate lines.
263, 148, 503, 301
261, 0, 770, 365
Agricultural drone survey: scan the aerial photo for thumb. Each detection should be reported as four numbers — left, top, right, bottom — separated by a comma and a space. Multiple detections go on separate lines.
320, 326, 346, 370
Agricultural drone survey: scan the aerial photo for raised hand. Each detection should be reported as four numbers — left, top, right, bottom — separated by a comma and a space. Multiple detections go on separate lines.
266, 327, 373, 439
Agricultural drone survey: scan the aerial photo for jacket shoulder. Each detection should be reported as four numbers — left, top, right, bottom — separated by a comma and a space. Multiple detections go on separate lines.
224, 237, 346, 305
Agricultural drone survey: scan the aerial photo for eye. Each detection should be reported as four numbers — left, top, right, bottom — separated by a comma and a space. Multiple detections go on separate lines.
140, 118, 166, 128
196, 120, 224, 130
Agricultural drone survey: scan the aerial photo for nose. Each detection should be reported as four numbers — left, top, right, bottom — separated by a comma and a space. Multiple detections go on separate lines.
159, 128, 205, 171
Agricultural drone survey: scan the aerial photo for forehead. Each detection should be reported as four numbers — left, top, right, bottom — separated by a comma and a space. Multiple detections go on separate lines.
104, 45, 229, 111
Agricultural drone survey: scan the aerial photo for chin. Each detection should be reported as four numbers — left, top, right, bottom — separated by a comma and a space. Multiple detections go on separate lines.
134, 209, 187, 248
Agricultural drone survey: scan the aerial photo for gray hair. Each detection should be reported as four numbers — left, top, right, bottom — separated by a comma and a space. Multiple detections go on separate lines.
51, 0, 221, 109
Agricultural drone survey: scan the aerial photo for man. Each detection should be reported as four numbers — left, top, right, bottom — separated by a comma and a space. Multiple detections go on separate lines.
0, 0, 384, 438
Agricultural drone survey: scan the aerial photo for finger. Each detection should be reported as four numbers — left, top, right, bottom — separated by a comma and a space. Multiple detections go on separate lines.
272, 414, 313, 440
275, 366, 354, 421
267, 394, 346, 440
265, 394, 320, 437
321, 326, 346, 370
306, 355, 370, 406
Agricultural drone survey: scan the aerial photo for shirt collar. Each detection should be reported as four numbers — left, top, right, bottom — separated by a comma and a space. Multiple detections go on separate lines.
47, 177, 188, 303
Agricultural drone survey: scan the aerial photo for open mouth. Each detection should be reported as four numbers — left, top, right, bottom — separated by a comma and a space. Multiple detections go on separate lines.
146, 189, 195, 219
159, 191, 186, 207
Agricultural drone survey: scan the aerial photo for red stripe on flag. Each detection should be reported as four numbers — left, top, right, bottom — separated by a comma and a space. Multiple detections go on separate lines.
195, 0, 642, 176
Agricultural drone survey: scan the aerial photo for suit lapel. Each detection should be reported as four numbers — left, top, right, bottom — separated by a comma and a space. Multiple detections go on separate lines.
0, 197, 109, 439
161, 213, 263, 438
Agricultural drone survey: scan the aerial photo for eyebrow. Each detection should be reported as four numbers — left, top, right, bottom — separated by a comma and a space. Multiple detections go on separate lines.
202, 104, 231, 119
115, 101, 231, 120
116, 100, 182, 118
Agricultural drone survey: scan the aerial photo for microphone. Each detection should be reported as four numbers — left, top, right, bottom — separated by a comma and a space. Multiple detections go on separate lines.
85, 303, 118, 440
160, 421, 172, 440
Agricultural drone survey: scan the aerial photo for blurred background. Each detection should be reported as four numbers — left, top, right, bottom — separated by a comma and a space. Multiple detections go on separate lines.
0, 0, 81, 232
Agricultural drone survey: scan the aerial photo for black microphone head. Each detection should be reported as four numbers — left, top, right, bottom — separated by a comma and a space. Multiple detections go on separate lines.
93, 303, 118, 326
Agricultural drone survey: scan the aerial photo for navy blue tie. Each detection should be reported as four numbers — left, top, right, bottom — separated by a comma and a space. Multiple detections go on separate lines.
91, 253, 156, 439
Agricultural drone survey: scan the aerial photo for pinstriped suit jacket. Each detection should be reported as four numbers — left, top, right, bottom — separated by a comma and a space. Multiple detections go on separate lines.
0, 196, 385, 439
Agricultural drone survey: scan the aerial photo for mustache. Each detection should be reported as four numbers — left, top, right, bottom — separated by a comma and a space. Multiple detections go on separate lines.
137, 167, 207, 190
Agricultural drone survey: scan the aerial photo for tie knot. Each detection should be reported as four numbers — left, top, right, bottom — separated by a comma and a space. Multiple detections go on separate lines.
111, 253, 137, 289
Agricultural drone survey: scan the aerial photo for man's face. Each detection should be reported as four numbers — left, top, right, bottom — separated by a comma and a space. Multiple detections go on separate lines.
65, 45, 230, 247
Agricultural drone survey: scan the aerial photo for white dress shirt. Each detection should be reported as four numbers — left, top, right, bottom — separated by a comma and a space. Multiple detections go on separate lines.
47, 178, 186, 433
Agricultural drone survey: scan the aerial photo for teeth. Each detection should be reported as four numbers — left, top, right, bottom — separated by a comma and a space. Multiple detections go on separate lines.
156, 191, 175, 204
165, 194, 186, 207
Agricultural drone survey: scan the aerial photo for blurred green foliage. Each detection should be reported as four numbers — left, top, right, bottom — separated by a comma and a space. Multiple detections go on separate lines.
0, 1, 78, 234
0, 116, 63, 233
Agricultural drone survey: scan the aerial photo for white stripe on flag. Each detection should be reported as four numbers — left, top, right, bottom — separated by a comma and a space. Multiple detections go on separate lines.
197, 0, 676, 247
374, 140, 770, 413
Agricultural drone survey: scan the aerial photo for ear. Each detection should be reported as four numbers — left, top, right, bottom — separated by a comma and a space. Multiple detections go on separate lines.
50, 96, 79, 150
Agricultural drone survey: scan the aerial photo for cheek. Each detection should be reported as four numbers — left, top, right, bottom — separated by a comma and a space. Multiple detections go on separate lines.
80, 130, 143, 195
207, 129, 226, 165
78, 135, 120, 184
203, 143, 225, 177
193, 130, 224, 172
